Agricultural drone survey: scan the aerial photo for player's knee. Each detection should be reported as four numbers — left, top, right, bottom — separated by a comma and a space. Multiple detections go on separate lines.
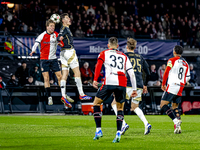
57, 74, 62, 81
44, 77, 49, 83
74, 72, 80, 77
93, 97, 102, 106
131, 103, 138, 111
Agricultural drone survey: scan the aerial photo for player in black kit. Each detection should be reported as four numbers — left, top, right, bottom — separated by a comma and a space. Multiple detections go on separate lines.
57, 13, 92, 108
111, 38, 152, 135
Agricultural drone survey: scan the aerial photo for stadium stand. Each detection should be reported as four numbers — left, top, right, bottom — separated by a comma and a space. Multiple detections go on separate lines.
0, 0, 200, 114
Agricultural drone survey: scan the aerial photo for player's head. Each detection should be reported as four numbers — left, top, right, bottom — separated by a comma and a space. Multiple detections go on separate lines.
60, 13, 71, 26
108, 37, 118, 49
46, 19, 55, 34
126, 38, 137, 51
173, 45, 183, 56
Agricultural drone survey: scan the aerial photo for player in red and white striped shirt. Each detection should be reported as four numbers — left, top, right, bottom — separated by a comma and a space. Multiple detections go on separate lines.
30, 19, 72, 108
92, 37, 137, 143
160, 45, 190, 134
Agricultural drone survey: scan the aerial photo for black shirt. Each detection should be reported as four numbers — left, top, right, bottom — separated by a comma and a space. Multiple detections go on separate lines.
57, 26, 74, 50
126, 52, 150, 88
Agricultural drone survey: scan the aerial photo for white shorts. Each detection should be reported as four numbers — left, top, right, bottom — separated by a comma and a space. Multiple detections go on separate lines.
126, 87, 143, 104
60, 49, 79, 70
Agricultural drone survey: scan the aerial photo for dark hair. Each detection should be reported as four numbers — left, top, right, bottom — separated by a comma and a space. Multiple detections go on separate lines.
174, 45, 183, 55
60, 13, 69, 23
108, 37, 118, 46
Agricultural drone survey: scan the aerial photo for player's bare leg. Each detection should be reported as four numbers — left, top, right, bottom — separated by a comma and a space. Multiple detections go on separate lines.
111, 98, 128, 135
93, 97, 103, 140
55, 71, 62, 86
60, 67, 72, 108
72, 66, 92, 100
113, 102, 124, 143
42, 72, 53, 105
131, 101, 151, 135
160, 100, 180, 134
172, 103, 182, 133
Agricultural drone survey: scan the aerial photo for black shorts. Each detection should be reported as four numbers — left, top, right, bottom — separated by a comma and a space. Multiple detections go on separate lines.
96, 85, 126, 103
161, 91, 181, 104
40, 59, 61, 73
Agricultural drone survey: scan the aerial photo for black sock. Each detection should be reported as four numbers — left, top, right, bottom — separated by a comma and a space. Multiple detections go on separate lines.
45, 87, 51, 97
93, 106, 101, 128
161, 105, 176, 120
173, 108, 181, 120
117, 111, 124, 131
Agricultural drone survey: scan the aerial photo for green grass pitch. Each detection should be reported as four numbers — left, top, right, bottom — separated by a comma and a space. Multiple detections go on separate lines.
0, 115, 200, 150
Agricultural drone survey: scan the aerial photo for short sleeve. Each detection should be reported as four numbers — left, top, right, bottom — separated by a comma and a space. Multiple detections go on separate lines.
35, 33, 44, 43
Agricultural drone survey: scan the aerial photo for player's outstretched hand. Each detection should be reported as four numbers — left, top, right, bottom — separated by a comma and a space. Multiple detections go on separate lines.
143, 85, 148, 94
161, 85, 166, 91
93, 81, 99, 89
29, 51, 35, 56
131, 90, 137, 98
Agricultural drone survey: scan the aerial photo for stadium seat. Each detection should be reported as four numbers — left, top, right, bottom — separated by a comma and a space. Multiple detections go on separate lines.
192, 101, 200, 109
81, 103, 103, 115
181, 101, 192, 113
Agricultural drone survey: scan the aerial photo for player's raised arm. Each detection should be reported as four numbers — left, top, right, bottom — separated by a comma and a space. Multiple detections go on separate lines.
57, 27, 66, 41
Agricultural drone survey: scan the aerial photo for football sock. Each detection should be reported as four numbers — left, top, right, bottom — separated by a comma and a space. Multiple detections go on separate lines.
112, 104, 126, 126
173, 108, 181, 120
173, 118, 178, 124
161, 105, 176, 121
93, 106, 102, 128
96, 127, 101, 132
117, 111, 124, 132
134, 107, 148, 126
45, 87, 51, 97
75, 77, 84, 96
60, 80, 66, 98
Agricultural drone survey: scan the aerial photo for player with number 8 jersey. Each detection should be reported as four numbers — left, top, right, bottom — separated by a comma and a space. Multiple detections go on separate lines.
160, 45, 190, 134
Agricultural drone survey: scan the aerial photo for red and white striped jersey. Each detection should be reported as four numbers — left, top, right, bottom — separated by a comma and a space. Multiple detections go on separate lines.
35, 31, 58, 60
94, 49, 133, 87
162, 56, 190, 96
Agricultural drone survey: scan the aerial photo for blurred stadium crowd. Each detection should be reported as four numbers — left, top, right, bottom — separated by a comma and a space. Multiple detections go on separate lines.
0, 0, 200, 48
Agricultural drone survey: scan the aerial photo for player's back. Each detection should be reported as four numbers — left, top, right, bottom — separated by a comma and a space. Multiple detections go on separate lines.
125, 52, 146, 88
168, 56, 189, 85
99, 49, 130, 87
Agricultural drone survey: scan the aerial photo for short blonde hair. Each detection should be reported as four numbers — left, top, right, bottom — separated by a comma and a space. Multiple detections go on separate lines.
127, 38, 137, 50
46, 19, 55, 27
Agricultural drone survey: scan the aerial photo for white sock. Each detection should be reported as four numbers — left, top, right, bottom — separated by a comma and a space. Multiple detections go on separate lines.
96, 127, 101, 132
112, 104, 126, 126
60, 80, 66, 98
173, 118, 178, 124
134, 107, 148, 126
75, 77, 84, 96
